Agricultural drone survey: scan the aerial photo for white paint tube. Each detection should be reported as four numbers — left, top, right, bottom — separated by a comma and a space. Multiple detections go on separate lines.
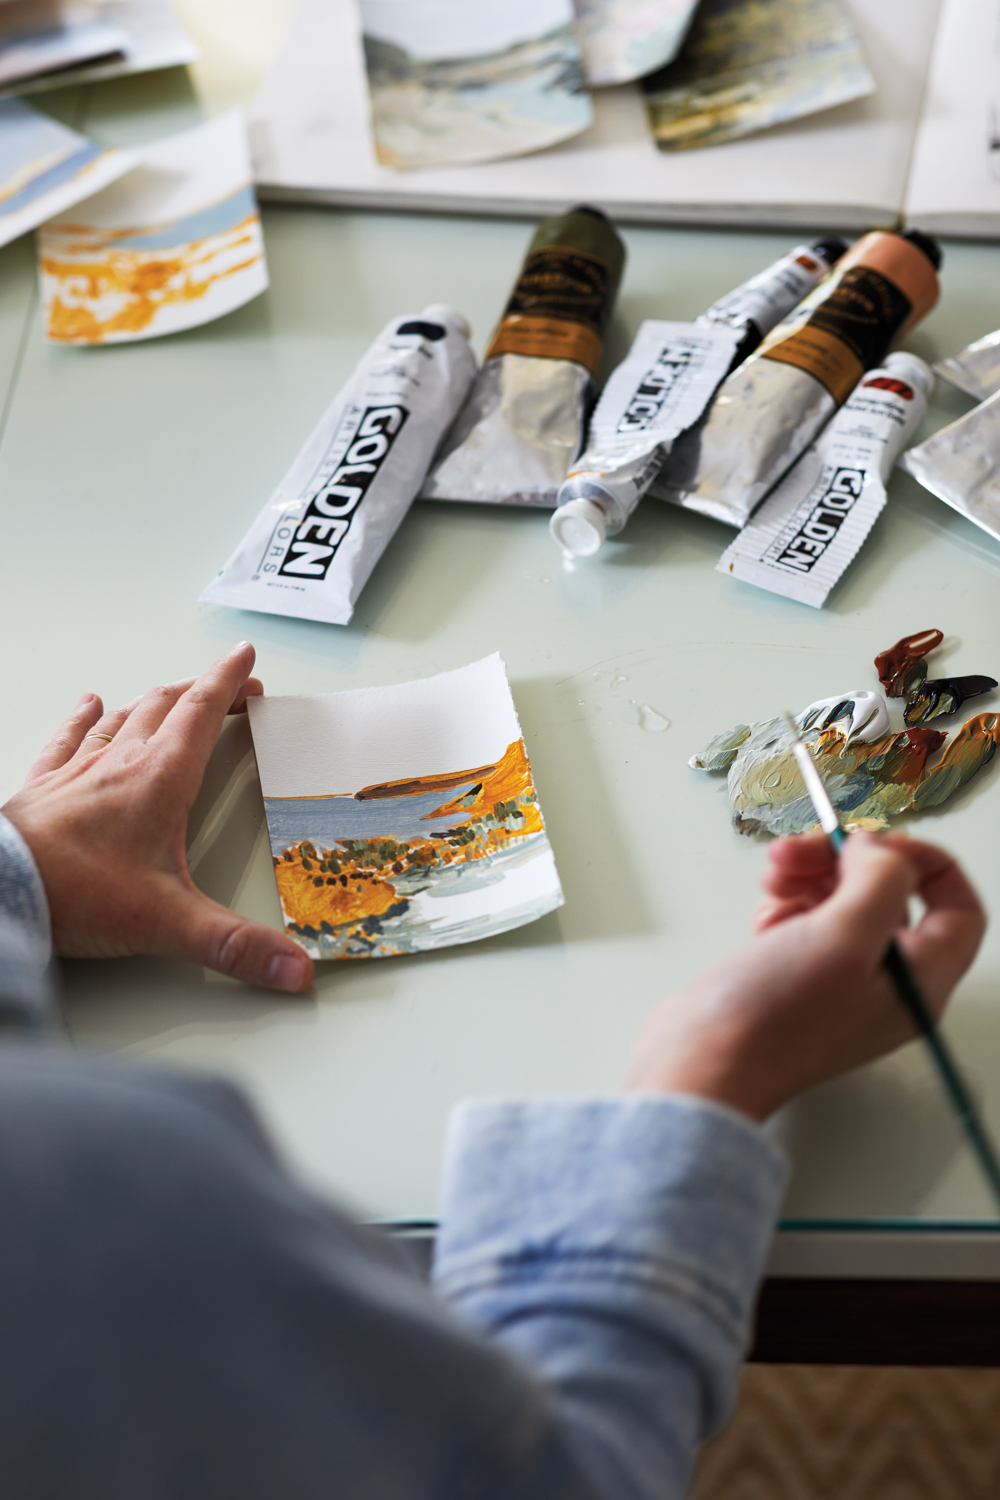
934, 329, 1000, 402
200, 306, 476, 626
717, 352, 932, 608
650, 230, 942, 527
549, 321, 741, 555
898, 387, 1000, 547
549, 239, 846, 556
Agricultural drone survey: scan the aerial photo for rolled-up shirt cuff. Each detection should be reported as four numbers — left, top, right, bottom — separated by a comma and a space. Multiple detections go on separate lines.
0, 813, 54, 1029
433, 1094, 787, 1355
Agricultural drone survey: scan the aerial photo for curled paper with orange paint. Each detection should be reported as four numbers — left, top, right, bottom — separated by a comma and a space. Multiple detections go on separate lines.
246, 654, 564, 960
37, 109, 267, 344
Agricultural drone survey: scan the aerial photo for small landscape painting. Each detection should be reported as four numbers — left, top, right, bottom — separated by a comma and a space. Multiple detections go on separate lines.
248, 656, 564, 960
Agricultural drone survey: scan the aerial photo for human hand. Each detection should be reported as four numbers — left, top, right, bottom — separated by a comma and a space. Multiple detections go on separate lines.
2, 643, 314, 993
626, 832, 985, 1120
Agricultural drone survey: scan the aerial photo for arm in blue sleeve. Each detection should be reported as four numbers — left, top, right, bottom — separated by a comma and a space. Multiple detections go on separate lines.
0, 812, 55, 1031
433, 1095, 787, 1500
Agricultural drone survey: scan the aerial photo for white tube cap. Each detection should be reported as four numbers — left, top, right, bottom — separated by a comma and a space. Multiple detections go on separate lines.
550, 497, 608, 556
421, 304, 472, 340
883, 351, 934, 399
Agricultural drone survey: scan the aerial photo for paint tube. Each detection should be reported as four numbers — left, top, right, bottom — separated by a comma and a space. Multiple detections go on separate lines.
549, 239, 847, 555
717, 352, 933, 607
934, 329, 1000, 402
698, 237, 848, 365
650, 229, 942, 528
898, 388, 1000, 547
549, 322, 741, 555
200, 306, 476, 626
420, 207, 625, 508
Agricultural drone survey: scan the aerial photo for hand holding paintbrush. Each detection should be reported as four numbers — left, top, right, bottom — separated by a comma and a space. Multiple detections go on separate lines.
779, 712, 1000, 1210
627, 826, 988, 1163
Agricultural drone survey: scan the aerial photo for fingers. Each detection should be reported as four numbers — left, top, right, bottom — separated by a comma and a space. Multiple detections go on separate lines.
894, 840, 986, 1006
230, 676, 263, 714
825, 832, 918, 949
72, 697, 142, 756
168, 886, 314, 992
73, 666, 263, 754
151, 644, 257, 775
113, 678, 197, 746
760, 832, 837, 896
753, 894, 818, 932
25, 693, 104, 781
755, 832, 838, 928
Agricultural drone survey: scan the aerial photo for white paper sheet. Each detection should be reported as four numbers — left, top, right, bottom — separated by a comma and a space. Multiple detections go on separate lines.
250, 0, 940, 230
0, 97, 136, 250
904, 0, 1000, 235
0, 3, 128, 88
247, 655, 564, 960
572, 0, 698, 86
0, 0, 197, 99
356, 0, 591, 170
38, 110, 267, 343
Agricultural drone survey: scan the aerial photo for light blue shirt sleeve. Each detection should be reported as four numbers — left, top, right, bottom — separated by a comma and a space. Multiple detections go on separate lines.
433, 1094, 787, 1500
0, 812, 55, 1030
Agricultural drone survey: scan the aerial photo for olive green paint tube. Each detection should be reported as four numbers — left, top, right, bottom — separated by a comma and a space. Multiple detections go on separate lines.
420, 206, 626, 508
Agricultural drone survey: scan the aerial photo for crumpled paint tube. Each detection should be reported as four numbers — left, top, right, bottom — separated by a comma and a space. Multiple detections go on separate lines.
697, 236, 847, 366
420, 207, 625, 508
549, 238, 846, 555
549, 321, 741, 555
898, 387, 1000, 547
649, 229, 942, 527
717, 352, 932, 607
934, 329, 1000, 402
200, 306, 476, 625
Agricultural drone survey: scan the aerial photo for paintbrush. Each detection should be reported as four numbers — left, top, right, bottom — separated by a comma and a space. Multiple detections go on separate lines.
782, 710, 1000, 1214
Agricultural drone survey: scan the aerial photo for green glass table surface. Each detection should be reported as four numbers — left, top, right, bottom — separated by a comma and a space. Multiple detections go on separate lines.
2, 12, 1000, 1281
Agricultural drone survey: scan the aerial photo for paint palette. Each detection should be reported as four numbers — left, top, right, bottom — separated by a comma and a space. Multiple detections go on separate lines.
690, 629, 999, 837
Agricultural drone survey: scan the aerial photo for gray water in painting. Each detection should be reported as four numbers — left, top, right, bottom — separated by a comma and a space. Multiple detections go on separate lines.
262, 784, 477, 856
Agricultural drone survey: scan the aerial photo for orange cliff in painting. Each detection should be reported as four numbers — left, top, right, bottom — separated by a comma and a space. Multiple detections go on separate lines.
273, 738, 546, 948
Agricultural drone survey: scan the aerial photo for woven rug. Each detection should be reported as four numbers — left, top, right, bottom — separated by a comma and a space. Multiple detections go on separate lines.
691, 1366, 1000, 1500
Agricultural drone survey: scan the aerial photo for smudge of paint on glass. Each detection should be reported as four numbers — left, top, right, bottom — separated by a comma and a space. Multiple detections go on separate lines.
637, 703, 669, 732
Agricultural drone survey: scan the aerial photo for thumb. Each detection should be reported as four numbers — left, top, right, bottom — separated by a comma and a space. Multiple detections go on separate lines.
828, 832, 918, 952
168, 888, 315, 992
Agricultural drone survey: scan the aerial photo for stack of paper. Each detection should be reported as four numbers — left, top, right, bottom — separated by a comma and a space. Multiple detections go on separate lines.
251, 0, 1000, 237
0, 0, 196, 98
0, 95, 135, 248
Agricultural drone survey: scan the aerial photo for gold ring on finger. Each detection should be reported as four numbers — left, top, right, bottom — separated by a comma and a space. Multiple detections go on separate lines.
84, 733, 115, 743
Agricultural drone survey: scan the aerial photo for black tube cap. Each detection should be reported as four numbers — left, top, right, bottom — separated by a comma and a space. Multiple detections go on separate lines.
810, 235, 849, 265
567, 204, 611, 222
899, 227, 943, 271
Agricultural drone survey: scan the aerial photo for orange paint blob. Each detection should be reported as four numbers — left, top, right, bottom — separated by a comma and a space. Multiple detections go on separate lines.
40, 216, 262, 343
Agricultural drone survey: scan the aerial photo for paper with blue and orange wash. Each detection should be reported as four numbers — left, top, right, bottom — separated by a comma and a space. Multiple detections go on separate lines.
247, 655, 564, 961
37, 110, 268, 344
0, 98, 137, 249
